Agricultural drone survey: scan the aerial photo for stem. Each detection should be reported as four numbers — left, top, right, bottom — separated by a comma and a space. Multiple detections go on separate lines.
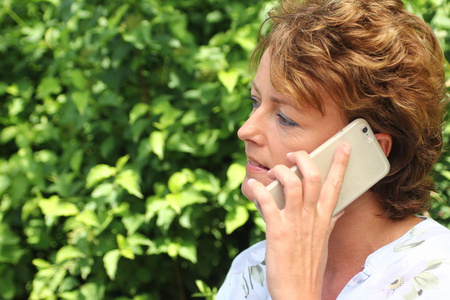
173, 258, 186, 300
4, 4, 27, 27
139, 66, 149, 104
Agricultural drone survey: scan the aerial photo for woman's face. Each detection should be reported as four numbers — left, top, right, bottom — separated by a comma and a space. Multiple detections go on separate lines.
238, 51, 347, 201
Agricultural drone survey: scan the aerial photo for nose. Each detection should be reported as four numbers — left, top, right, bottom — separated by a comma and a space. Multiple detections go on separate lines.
237, 109, 264, 145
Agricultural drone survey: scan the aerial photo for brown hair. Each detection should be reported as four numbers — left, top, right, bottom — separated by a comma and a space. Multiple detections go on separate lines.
252, 0, 448, 218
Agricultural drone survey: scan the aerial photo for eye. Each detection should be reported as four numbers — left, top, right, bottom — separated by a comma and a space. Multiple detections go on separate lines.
248, 96, 260, 109
277, 113, 298, 126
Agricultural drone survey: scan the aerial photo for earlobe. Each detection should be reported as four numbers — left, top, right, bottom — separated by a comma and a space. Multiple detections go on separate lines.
375, 133, 392, 157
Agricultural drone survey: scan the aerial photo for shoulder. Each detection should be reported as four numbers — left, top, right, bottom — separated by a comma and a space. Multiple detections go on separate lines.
216, 240, 269, 300
227, 240, 267, 274
363, 218, 450, 299
394, 218, 450, 255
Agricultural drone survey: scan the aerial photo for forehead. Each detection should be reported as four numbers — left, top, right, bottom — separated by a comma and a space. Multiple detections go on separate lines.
255, 50, 344, 118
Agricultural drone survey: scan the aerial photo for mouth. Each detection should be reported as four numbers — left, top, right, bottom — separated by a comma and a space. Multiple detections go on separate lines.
248, 158, 270, 171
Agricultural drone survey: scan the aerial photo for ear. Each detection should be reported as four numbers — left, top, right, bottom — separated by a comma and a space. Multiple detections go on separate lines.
374, 133, 392, 157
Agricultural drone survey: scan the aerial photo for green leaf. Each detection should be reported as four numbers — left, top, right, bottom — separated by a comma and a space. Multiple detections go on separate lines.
156, 207, 177, 231
37, 77, 62, 99
225, 205, 249, 234
103, 249, 121, 280
193, 169, 221, 194
55, 245, 85, 264
122, 20, 152, 50
70, 149, 83, 173
226, 163, 246, 190
115, 155, 130, 171
218, 69, 240, 93
145, 197, 169, 222
150, 131, 166, 160
149, 131, 166, 160
0, 126, 18, 144
178, 240, 197, 263
441, 170, 450, 181
0, 175, 11, 196
38, 196, 79, 217
122, 213, 145, 235
80, 282, 105, 300
32, 258, 52, 269
76, 209, 101, 227
166, 190, 207, 214
167, 169, 194, 193
129, 103, 150, 125
72, 91, 90, 114
92, 182, 116, 199
0, 268, 15, 299
70, 69, 87, 89
117, 234, 135, 260
86, 164, 117, 188
115, 169, 143, 198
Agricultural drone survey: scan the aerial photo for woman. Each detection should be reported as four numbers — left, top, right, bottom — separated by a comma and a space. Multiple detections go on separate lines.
217, 0, 450, 299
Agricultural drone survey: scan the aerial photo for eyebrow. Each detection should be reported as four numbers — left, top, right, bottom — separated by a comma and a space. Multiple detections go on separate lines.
251, 80, 300, 110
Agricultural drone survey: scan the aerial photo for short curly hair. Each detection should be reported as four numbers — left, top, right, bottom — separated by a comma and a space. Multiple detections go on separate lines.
251, 0, 448, 219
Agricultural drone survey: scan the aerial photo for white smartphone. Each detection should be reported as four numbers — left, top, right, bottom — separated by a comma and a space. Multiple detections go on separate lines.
255, 118, 390, 218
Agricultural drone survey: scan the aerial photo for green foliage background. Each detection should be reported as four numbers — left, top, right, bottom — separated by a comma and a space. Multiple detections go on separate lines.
0, 0, 449, 299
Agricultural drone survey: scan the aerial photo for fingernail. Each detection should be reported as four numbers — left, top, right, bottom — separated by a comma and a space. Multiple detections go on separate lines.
343, 143, 352, 154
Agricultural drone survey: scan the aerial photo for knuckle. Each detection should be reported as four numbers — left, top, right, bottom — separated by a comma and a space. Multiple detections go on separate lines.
284, 176, 302, 188
330, 178, 344, 192
335, 155, 350, 167
304, 170, 322, 185
307, 170, 322, 183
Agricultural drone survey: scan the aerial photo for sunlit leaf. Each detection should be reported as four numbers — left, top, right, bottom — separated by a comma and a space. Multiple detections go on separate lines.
103, 249, 121, 280
226, 163, 246, 190
55, 246, 85, 264
72, 91, 90, 115
115, 169, 143, 198
149, 131, 166, 160
178, 240, 197, 263
122, 213, 145, 235
76, 209, 101, 227
117, 234, 135, 260
168, 169, 194, 193
86, 165, 117, 188
225, 205, 249, 234
38, 196, 79, 217
129, 103, 150, 125
218, 69, 239, 93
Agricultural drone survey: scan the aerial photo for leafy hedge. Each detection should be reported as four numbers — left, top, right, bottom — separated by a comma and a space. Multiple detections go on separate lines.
0, 0, 448, 299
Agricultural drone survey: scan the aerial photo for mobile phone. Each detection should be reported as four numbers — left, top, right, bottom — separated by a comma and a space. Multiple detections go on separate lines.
255, 118, 390, 218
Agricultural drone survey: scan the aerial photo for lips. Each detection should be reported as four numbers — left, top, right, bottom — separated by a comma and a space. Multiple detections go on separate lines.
246, 156, 270, 173
249, 160, 269, 170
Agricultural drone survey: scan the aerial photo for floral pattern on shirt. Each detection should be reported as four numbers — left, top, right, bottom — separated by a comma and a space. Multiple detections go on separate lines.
241, 260, 266, 298
217, 218, 450, 300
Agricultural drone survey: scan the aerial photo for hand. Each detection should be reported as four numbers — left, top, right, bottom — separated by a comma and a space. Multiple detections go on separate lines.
248, 142, 351, 300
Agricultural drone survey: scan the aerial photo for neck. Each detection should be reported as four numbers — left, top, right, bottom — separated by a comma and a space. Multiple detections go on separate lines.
322, 191, 423, 299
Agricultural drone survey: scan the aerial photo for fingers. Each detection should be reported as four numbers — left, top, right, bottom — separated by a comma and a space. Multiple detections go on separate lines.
247, 178, 281, 227
267, 164, 304, 215
250, 141, 351, 223
318, 142, 351, 216
285, 151, 322, 215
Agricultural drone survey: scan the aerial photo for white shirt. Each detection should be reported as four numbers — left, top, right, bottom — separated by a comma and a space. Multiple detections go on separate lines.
217, 218, 450, 299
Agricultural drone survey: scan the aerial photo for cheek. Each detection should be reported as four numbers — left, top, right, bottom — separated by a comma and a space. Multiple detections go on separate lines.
270, 135, 313, 166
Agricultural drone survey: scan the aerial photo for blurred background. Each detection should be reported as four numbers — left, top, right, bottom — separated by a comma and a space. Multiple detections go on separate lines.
0, 0, 449, 299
